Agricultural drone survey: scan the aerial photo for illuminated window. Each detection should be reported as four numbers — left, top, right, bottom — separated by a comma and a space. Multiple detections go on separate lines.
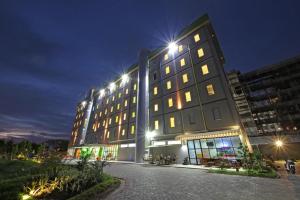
166, 81, 172, 89
109, 118, 112, 125
197, 48, 204, 58
154, 120, 159, 130
115, 116, 119, 123
133, 96, 136, 103
125, 88, 129, 94
185, 91, 192, 102
121, 129, 125, 136
206, 84, 215, 95
118, 92, 122, 98
105, 108, 108, 115
153, 87, 158, 95
182, 74, 188, 83
110, 106, 114, 112
201, 64, 209, 75
112, 96, 115, 101
107, 131, 110, 138
124, 100, 128, 107
133, 83, 137, 91
117, 103, 120, 110
97, 122, 100, 128
164, 53, 168, 61
178, 45, 183, 52
194, 34, 200, 42
132, 111, 136, 118
123, 113, 127, 121
180, 58, 186, 67
106, 98, 109, 104
170, 117, 175, 128
131, 125, 135, 134
99, 112, 102, 117
94, 113, 98, 119
168, 98, 173, 107
102, 120, 105, 127
165, 66, 170, 74
154, 104, 158, 111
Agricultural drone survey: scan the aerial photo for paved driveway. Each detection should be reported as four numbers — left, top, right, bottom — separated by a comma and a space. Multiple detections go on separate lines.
103, 163, 300, 200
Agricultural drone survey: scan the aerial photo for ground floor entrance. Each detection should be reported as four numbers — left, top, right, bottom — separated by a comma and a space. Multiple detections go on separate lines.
187, 136, 242, 165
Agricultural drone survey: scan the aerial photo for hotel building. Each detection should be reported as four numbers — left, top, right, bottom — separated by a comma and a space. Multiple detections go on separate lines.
67, 14, 251, 164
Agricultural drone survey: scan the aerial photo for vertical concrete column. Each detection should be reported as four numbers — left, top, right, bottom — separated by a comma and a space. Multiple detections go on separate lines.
135, 49, 150, 163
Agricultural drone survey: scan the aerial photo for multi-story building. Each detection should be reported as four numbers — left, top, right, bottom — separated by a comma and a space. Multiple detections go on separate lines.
228, 56, 300, 159
67, 14, 251, 164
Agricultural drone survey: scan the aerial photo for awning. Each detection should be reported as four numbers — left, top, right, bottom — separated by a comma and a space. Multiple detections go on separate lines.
175, 129, 241, 141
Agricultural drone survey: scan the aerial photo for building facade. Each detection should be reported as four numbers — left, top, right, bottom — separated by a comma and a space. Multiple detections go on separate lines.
67, 14, 251, 164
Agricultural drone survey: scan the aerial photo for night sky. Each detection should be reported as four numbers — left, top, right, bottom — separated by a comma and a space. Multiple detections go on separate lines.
1, 0, 300, 142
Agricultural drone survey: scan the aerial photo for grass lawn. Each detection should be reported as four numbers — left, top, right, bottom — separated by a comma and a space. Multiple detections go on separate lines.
0, 159, 120, 200
208, 168, 278, 178
0, 159, 40, 180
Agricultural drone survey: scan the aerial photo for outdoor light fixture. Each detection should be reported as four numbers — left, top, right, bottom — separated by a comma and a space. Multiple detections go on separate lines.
275, 140, 283, 147
81, 101, 87, 106
168, 42, 178, 54
109, 82, 116, 92
22, 194, 31, 200
231, 125, 240, 130
99, 89, 105, 97
146, 130, 156, 139
121, 73, 129, 86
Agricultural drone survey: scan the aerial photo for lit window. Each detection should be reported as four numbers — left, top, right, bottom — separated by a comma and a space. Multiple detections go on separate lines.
123, 113, 127, 121
107, 131, 110, 138
168, 98, 173, 107
197, 48, 204, 58
166, 81, 172, 89
97, 122, 100, 128
170, 117, 175, 128
112, 96, 115, 101
110, 106, 114, 112
164, 53, 168, 61
131, 125, 135, 134
132, 111, 136, 118
121, 129, 125, 136
94, 114, 98, 119
97, 104, 99, 109
99, 112, 102, 117
124, 100, 128, 107
182, 74, 188, 83
154, 104, 158, 111
118, 92, 122, 98
133, 96, 136, 103
154, 120, 159, 130
206, 84, 215, 95
105, 109, 108, 115
134, 83, 137, 91
117, 103, 120, 110
185, 91, 192, 102
178, 45, 183, 52
102, 120, 105, 126
201, 64, 209, 75
125, 88, 129, 94
180, 58, 186, 67
106, 98, 109, 104
153, 87, 158, 95
115, 116, 119, 123
109, 118, 112, 125
165, 66, 170, 74
194, 34, 200, 42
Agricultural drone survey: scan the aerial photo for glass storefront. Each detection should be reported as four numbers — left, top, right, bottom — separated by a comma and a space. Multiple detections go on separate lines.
187, 136, 242, 165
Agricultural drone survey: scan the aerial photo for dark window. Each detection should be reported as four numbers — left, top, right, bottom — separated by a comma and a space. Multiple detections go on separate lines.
188, 113, 196, 124
153, 72, 157, 81
212, 107, 222, 120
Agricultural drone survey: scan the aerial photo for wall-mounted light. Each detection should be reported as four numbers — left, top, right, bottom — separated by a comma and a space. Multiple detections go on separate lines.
99, 89, 105, 97
146, 130, 156, 139
121, 73, 129, 86
275, 140, 283, 147
168, 42, 178, 54
109, 82, 116, 92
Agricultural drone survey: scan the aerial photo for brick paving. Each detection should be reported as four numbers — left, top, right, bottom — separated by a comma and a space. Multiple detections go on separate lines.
103, 163, 300, 200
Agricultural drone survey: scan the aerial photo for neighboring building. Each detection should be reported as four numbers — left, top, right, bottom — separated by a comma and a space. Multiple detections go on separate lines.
67, 14, 251, 164
228, 56, 300, 159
